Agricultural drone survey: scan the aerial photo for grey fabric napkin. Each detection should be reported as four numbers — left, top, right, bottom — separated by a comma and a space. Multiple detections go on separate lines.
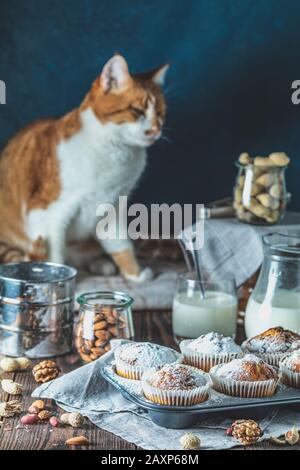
184, 212, 300, 288
32, 341, 300, 450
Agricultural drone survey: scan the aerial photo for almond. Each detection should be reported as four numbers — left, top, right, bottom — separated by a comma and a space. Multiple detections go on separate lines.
93, 320, 107, 330
108, 326, 118, 336
94, 330, 110, 341
65, 436, 89, 446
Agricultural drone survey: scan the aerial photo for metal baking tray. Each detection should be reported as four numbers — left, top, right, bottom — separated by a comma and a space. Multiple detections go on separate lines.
102, 363, 300, 429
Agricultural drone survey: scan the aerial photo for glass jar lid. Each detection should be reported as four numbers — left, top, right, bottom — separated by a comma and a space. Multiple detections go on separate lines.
77, 291, 133, 311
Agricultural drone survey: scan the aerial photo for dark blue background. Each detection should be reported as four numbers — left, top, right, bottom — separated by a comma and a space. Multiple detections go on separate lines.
1, 0, 300, 209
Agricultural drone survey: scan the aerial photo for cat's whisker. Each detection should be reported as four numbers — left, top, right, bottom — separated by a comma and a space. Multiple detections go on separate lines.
164, 84, 185, 98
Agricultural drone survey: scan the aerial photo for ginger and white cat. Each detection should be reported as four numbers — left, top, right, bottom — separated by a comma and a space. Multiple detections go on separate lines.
0, 55, 168, 281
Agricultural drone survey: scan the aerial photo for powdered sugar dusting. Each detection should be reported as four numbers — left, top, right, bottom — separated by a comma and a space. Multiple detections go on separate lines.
213, 354, 277, 381
117, 342, 179, 368
243, 328, 300, 354
281, 350, 300, 372
187, 332, 242, 354
149, 364, 207, 390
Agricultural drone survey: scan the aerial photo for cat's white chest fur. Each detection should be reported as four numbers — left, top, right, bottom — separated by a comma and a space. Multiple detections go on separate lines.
26, 108, 147, 261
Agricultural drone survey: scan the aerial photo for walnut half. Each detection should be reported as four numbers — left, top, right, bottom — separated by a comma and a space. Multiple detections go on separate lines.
33, 360, 60, 383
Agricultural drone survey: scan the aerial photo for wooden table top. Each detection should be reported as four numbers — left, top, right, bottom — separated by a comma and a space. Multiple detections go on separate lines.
0, 310, 298, 450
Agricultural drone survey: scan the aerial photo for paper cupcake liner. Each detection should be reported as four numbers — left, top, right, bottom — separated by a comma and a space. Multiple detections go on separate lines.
114, 348, 182, 381
141, 369, 211, 406
180, 339, 243, 372
279, 363, 300, 389
210, 364, 279, 398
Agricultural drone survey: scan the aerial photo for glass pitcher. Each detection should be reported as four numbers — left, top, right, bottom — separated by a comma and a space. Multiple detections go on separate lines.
245, 233, 300, 338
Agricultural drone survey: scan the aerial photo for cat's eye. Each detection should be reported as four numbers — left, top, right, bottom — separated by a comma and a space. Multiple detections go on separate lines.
130, 106, 145, 118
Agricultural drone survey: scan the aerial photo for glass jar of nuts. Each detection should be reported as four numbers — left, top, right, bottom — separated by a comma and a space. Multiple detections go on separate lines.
75, 291, 134, 362
233, 152, 290, 225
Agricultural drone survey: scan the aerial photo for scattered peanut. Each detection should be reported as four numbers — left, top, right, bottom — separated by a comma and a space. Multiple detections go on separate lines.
1, 379, 23, 395
61, 412, 84, 428
0, 356, 32, 372
0, 358, 19, 372
16, 357, 32, 370
285, 425, 299, 445
65, 436, 89, 446
20, 413, 39, 425
0, 400, 22, 417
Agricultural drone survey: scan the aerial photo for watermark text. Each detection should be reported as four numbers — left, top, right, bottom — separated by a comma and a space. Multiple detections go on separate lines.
0, 80, 6, 104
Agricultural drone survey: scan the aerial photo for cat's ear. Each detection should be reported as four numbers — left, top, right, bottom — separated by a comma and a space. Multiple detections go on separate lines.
151, 64, 170, 86
100, 55, 132, 93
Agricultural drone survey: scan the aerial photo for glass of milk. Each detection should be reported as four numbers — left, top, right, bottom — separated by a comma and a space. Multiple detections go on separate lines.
172, 272, 237, 343
245, 233, 300, 338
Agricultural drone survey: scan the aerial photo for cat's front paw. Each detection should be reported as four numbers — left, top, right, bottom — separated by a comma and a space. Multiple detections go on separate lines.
124, 267, 153, 283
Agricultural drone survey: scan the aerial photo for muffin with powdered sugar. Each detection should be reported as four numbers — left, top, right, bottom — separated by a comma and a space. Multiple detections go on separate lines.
242, 327, 300, 366
114, 342, 182, 380
210, 354, 279, 398
141, 363, 211, 406
180, 332, 243, 372
279, 350, 300, 389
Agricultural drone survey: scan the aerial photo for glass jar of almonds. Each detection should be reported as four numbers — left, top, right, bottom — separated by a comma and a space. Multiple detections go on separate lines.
75, 291, 134, 362
233, 152, 289, 225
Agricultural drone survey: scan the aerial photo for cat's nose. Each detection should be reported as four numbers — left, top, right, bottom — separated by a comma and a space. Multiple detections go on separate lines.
144, 127, 161, 139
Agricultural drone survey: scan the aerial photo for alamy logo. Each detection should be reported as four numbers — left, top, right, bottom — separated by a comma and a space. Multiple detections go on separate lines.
95, 196, 205, 250
291, 80, 300, 105
0, 80, 6, 104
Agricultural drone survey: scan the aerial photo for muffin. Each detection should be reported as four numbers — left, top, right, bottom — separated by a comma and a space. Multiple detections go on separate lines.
242, 327, 300, 366
114, 342, 181, 380
141, 363, 211, 406
180, 332, 243, 372
210, 354, 279, 398
279, 350, 300, 388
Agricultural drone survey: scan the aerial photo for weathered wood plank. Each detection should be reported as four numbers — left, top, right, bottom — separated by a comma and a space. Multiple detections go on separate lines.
0, 310, 298, 450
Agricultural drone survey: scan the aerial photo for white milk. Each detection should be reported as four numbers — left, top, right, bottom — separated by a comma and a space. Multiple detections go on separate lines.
245, 289, 300, 338
172, 291, 237, 340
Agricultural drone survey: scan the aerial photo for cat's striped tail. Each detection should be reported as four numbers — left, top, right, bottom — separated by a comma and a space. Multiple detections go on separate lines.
0, 242, 27, 262
0, 237, 48, 263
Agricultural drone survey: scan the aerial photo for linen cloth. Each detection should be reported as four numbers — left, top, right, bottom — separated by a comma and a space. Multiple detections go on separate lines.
32, 341, 300, 450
